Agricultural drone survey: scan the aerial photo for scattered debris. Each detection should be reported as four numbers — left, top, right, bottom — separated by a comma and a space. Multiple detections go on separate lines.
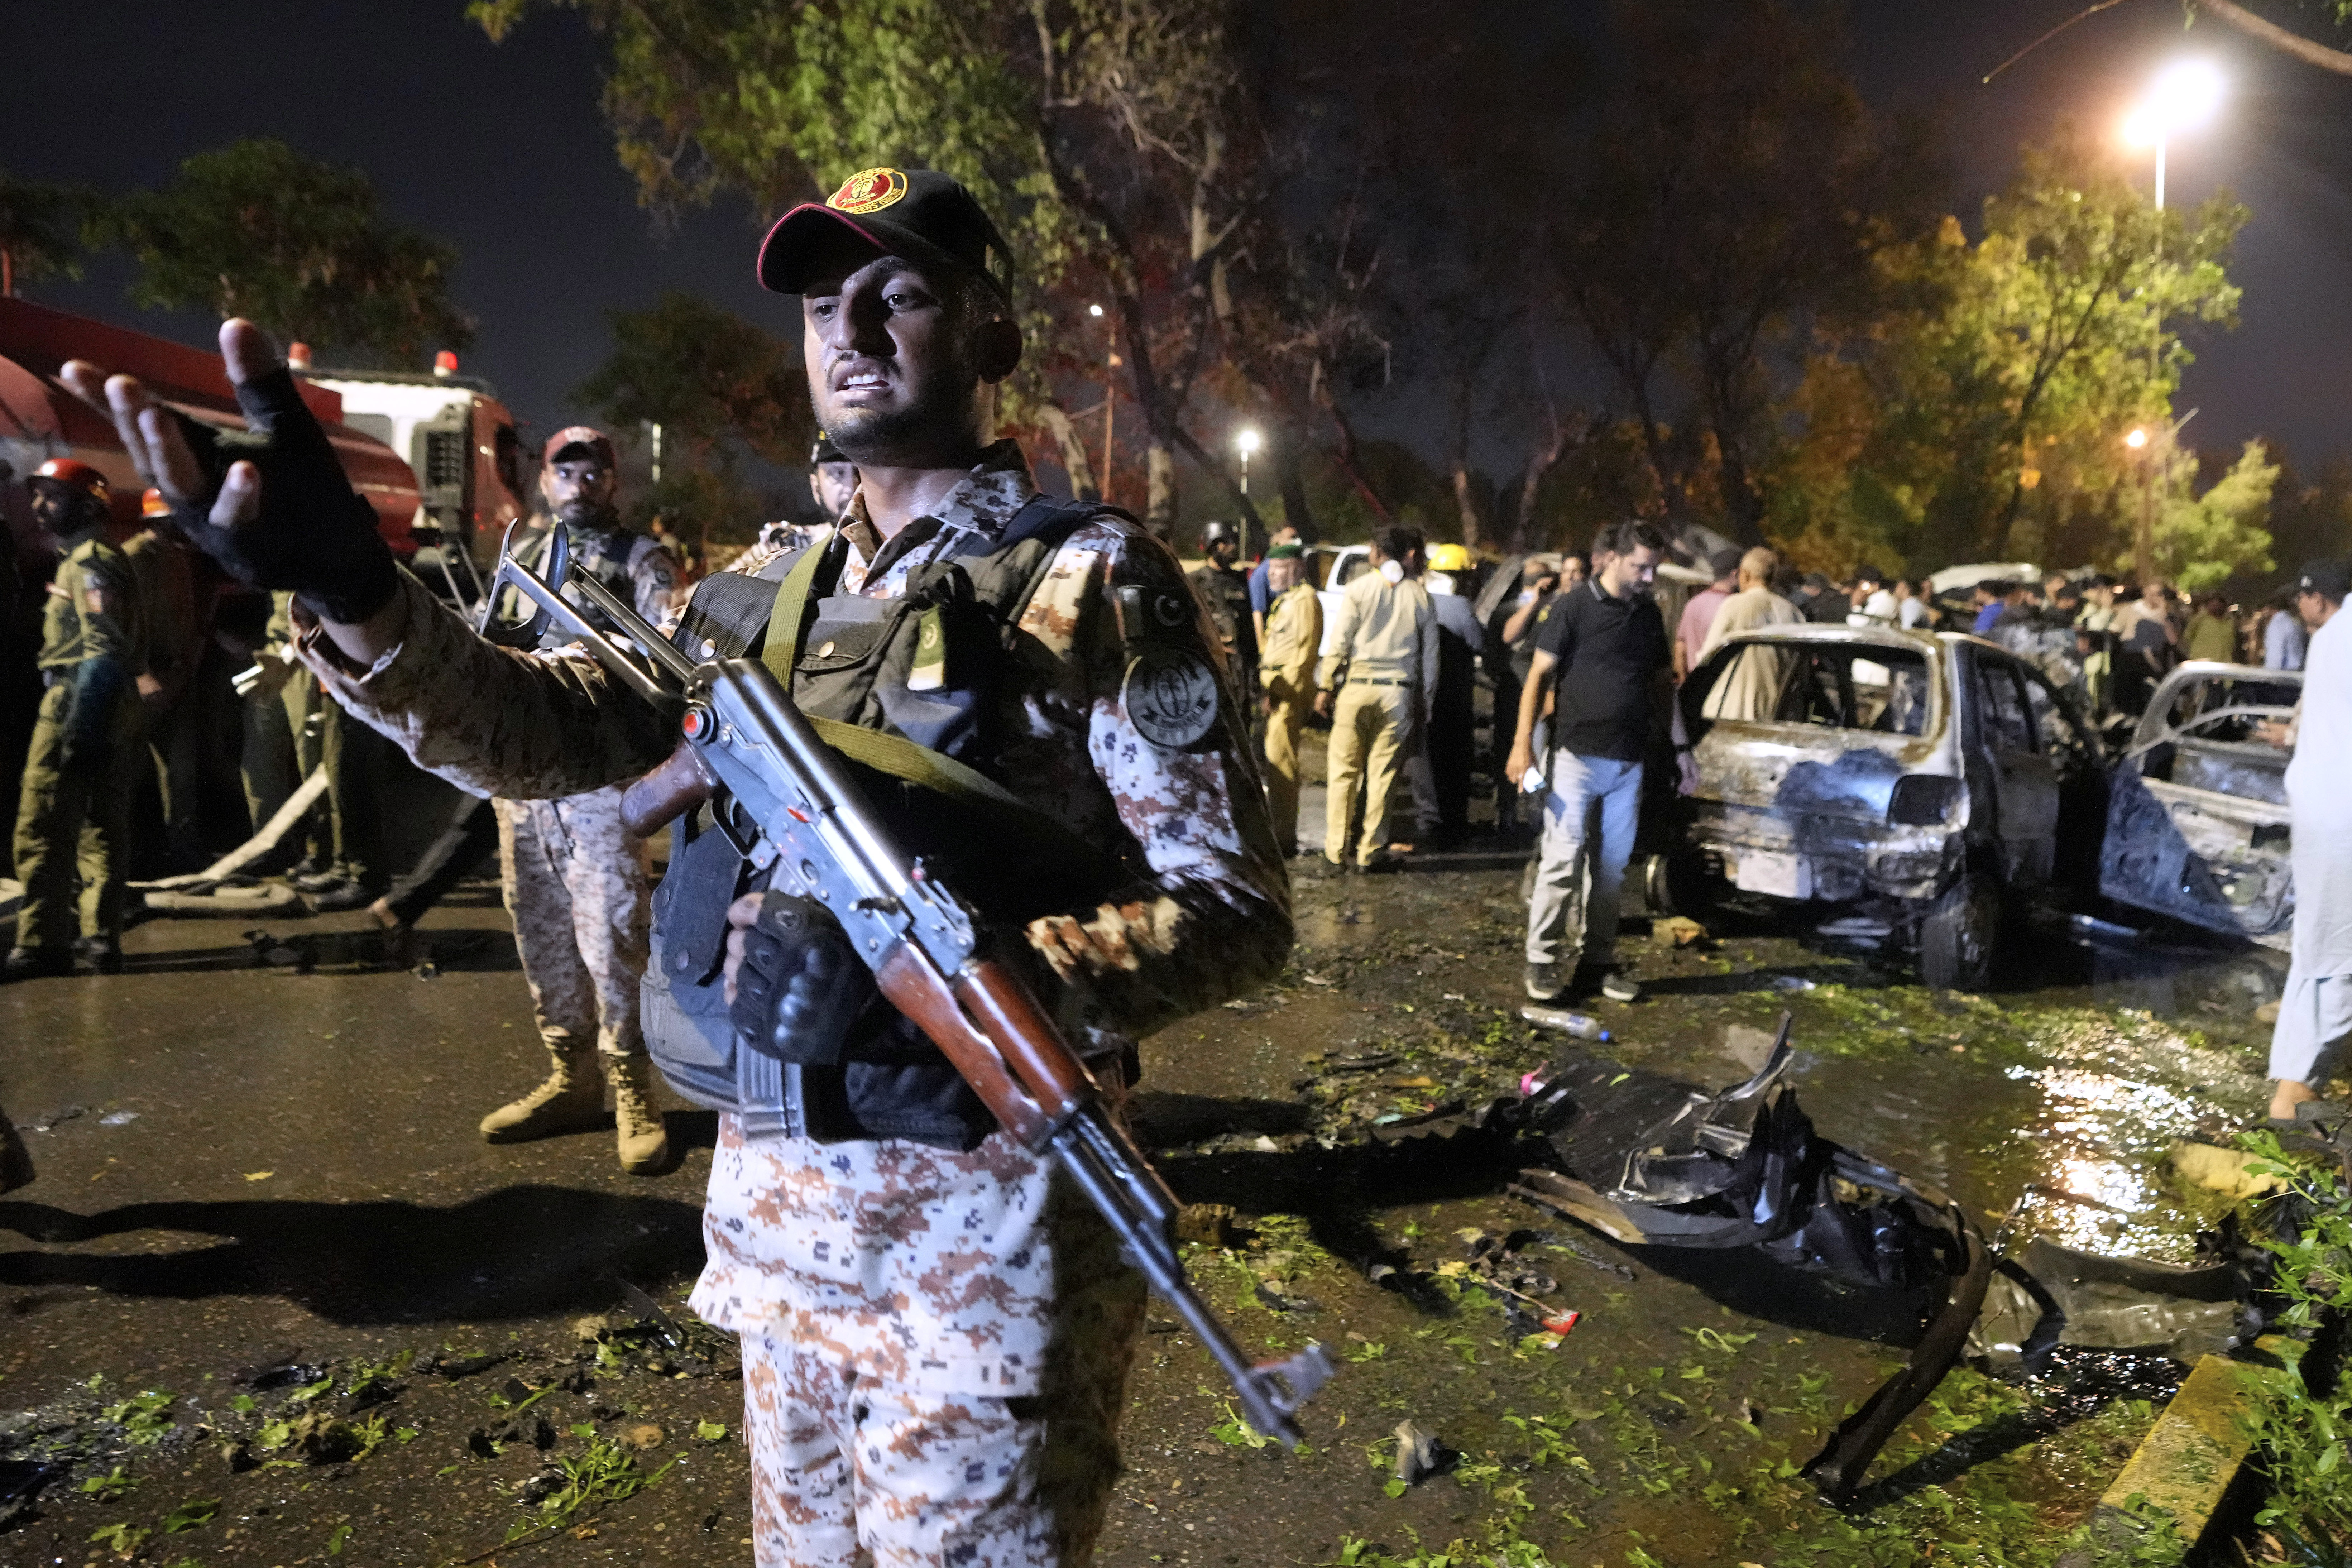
1300, 973, 1333, 987
19, 1105, 85, 1134
99, 1111, 139, 1127
242, 929, 315, 971
1252, 1280, 1321, 1314
426, 1352, 509, 1380
2168, 1143, 2284, 1200
1391, 1420, 1451, 1484
1654, 915, 1708, 948
2068, 912, 2141, 944
1772, 974, 1816, 992
1174, 1204, 1242, 1247
1521, 1006, 1610, 1042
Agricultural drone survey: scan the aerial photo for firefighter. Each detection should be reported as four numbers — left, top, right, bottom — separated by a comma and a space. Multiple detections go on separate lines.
8, 459, 150, 980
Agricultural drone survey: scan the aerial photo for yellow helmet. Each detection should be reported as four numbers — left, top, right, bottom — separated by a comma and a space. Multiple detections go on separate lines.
1424, 542, 1473, 573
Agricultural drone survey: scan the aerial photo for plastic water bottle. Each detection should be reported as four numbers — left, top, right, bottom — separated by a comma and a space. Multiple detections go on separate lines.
1521, 1005, 1611, 1042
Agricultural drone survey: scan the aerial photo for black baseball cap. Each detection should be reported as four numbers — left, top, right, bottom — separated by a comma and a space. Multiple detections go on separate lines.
811, 433, 847, 467
757, 167, 1014, 303
2297, 559, 2350, 599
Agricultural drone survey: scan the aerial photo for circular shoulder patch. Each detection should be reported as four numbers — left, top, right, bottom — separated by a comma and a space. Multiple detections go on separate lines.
1122, 647, 1221, 749
829, 168, 909, 215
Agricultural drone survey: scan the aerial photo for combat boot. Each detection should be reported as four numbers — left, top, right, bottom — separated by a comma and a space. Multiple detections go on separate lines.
3, 947, 73, 983
479, 1050, 605, 1143
605, 1055, 670, 1176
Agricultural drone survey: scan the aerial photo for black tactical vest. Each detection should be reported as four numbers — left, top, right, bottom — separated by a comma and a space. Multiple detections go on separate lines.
642, 496, 1135, 1149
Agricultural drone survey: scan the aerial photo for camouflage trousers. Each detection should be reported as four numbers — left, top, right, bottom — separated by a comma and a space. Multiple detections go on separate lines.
737, 1198, 1145, 1567
497, 787, 650, 1061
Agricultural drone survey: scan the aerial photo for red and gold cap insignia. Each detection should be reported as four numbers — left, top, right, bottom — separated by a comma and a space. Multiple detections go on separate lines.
828, 168, 909, 215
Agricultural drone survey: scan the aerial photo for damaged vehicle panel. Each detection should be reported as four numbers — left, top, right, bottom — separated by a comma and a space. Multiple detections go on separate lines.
1675, 625, 2107, 989
2101, 661, 2300, 949
1508, 1012, 2265, 1502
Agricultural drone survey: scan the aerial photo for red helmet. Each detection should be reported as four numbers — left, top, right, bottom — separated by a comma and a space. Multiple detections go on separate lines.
32, 458, 110, 506
141, 486, 171, 519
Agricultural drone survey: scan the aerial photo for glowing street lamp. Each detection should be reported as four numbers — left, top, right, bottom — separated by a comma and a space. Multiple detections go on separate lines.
2123, 427, 2149, 450
2119, 58, 2224, 211
1234, 426, 1263, 558
1088, 303, 1118, 502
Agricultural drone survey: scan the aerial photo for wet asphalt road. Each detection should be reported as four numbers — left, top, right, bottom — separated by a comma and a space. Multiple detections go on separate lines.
0, 819, 2295, 1565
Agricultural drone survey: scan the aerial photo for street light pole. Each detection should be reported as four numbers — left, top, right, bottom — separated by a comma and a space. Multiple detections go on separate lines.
1089, 303, 1116, 504
1234, 426, 1261, 560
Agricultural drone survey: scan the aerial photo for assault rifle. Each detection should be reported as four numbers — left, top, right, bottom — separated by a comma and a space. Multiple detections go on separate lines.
483, 538, 1333, 1447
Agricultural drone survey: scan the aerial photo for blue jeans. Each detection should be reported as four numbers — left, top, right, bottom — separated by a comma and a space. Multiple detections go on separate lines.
1524, 752, 1643, 967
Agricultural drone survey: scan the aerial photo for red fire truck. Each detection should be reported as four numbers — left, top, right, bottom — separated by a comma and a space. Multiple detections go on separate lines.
0, 298, 424, 565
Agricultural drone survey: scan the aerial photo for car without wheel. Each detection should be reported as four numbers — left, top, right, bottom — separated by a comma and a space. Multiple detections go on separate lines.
1670, 624, 2109, 989
2099, 660, 2300, 949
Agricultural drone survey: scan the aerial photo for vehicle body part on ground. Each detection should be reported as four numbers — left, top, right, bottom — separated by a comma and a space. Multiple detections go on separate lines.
2100, 661, 2300, 950
1674, 624, 2108, 989
481, 543, 1336, 1449
1505, 1014, 2261, 1501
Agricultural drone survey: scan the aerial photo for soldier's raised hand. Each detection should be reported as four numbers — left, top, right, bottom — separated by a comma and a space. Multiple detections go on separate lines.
59, 320, 399, 626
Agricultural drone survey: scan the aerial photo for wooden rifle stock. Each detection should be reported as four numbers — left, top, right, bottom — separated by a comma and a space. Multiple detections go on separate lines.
622, 739, 719, 840
872, 944, 1100, 1153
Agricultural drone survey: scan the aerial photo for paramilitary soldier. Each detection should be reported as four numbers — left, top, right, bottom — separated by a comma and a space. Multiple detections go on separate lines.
477, 426, 680, 1175
66, 164, 1291, 1565
8, 459, 150, 982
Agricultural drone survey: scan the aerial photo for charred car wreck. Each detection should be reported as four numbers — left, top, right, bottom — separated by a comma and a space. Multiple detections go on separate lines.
2100, 661, 2300, 949
1506, 1014, 2261, 1501
1669, 625, 2108, 989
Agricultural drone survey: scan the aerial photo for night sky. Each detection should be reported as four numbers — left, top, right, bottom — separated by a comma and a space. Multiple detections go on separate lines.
9, 1, 2352, 478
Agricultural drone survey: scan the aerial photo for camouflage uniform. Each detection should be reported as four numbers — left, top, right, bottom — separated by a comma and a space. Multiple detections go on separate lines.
14, 533, 146, 953
489, 521, 680, 1167
298, 444, 1287, 1567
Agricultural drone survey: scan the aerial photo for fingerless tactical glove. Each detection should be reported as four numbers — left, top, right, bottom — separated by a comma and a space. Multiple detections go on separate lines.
727, 892, 878, 1066
171, 367, 399, 625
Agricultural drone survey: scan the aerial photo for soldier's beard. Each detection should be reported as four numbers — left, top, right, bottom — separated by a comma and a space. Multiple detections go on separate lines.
823, 353, 985, 467
556, 499, 621, 534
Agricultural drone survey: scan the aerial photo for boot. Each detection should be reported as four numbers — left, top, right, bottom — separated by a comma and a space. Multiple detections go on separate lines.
3, 947, 74, 983
479, 1050, 606, 1143
367, 897, 417, 969
606, 1055, 671, 1176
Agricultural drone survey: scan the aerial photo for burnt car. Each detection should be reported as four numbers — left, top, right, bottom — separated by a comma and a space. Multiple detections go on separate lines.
2100, 661, 2300, 948
1671, 624, 2107, 989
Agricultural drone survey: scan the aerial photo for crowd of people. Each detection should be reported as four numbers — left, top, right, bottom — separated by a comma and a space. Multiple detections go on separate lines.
1185, 517, 2343, 1032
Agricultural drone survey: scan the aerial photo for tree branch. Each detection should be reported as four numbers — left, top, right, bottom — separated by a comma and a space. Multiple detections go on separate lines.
2197, 0, 2352, 76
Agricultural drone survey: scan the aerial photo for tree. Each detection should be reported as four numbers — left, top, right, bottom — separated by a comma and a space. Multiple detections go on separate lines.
470, 0, 1279, 539
1768, 134, 2245, 575
1551, 1, 1936, 544
2151, 439, 2277, 590
572, 293, 811, 547
107, 139, 470, 366
0, 169, 98, 298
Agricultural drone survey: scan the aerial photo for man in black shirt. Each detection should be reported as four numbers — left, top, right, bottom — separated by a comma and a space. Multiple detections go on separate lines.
1505, 520, 1696, 1003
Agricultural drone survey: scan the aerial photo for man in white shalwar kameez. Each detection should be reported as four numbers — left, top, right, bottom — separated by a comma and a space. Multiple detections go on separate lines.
2262, 560, 2351, 1123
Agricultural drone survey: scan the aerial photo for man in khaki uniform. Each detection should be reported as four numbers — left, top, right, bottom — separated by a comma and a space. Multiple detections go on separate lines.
125, 491, 208, 872
1258, 543, 1321, 856
1316, 524, 1435, 872
8, 460, 148, 981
